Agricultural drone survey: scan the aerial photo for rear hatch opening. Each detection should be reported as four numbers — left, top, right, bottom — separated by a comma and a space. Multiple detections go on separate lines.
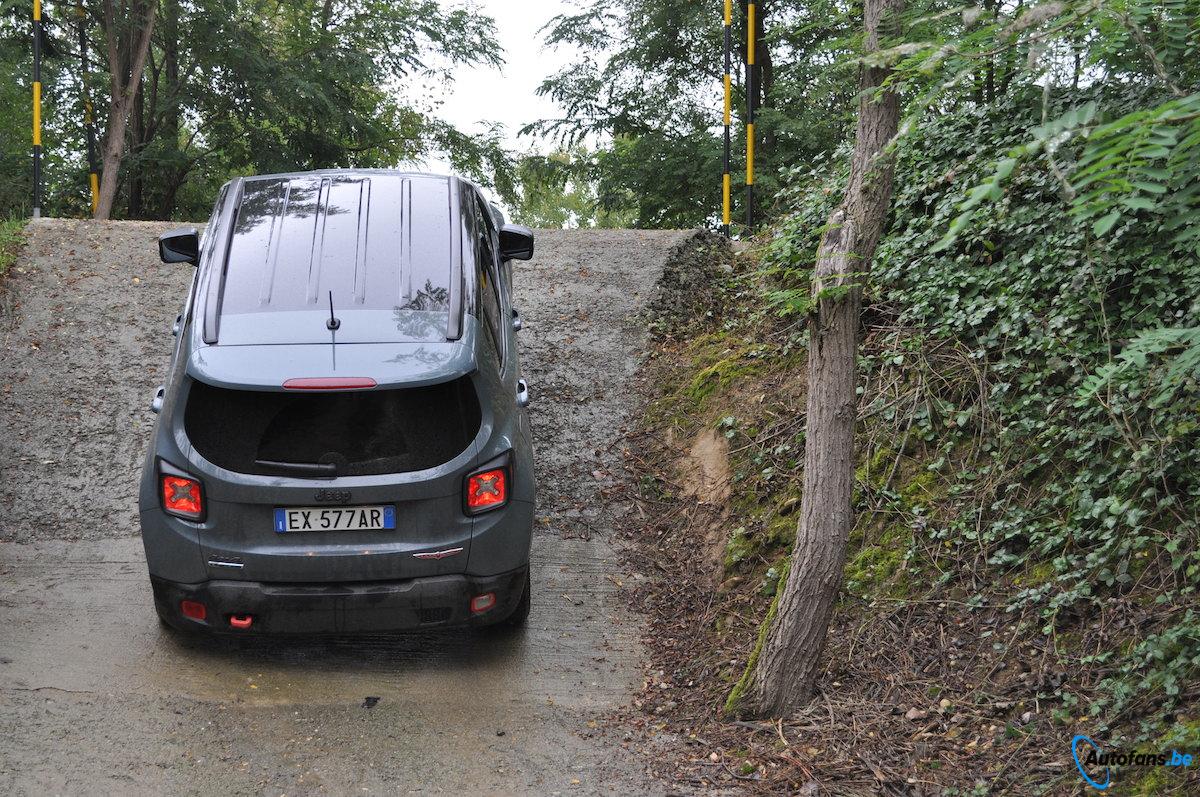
183, 376, 481, 478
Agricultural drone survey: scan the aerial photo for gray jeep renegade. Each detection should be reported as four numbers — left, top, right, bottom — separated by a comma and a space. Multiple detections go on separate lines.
139, 170, 536, 634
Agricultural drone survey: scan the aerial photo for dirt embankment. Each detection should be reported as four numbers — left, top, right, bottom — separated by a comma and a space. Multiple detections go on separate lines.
0, 220, 193, 540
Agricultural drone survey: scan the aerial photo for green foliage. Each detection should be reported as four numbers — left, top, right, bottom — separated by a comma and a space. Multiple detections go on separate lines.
766, 80, 1200, 736
593, 132, 724, 229
0, 0, 509, 219
0, 217, 25, 277
864, 7, 1200, 737
883, 91, 1199, 727
928, 1, 1200, 252
0, 42, 30, 217
1079, 325, 1200, 408
1096, 611, 1200, 718
532, 0, 856, 228
1072, 93, 1200, 241
509, 147, 636, 229
687, 344, 771, 402
724, 526, 755, 571
0, 5, 76, 218
844, 524, 912, 600
759, 150, 848, 314
938, 90, 1200, 250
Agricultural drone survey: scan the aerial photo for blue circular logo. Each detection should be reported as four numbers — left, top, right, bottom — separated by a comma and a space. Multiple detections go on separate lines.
1072, 734, 1112, 790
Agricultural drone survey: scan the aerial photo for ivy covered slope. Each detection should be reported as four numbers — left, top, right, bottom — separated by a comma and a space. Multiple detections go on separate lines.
636, 85, 1198, 792
871, 88, 1198, 731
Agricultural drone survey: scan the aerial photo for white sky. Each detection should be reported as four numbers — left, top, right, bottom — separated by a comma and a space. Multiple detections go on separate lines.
417, 0, 578, 204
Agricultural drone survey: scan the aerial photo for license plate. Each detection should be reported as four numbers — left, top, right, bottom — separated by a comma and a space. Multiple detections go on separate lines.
273, 505, 395, 533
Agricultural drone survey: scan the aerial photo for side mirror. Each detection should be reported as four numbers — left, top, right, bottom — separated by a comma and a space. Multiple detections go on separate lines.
499, 224, 534, 261
159, 227, 200, 265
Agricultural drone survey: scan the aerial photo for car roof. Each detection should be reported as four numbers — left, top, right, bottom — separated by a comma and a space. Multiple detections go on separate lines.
196, 170, 477, 346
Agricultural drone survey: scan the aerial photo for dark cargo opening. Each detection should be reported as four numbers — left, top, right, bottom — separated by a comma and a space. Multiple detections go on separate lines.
184, 377, 481, 477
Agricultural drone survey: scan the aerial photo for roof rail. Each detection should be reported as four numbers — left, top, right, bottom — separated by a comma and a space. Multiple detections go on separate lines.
201, 178, 245, 344
446, 177, 465, 341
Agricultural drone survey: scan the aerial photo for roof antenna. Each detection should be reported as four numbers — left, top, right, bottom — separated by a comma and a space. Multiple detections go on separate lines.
326, 291, 341, 331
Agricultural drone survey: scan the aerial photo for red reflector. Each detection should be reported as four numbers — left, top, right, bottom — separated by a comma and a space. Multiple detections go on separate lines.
470, 593, 497, 614
466, 468, 507, 512
283, 377, 377, 390
180, 600, 207, 621
229, 614, 253, 630
162, 475, 204, 519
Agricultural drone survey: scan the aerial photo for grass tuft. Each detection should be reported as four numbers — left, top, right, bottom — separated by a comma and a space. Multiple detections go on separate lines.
0, 218, 26, 279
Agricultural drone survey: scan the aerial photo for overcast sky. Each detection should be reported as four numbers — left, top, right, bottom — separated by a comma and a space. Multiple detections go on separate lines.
441, 0, 575, 150
418, 0, 578, 197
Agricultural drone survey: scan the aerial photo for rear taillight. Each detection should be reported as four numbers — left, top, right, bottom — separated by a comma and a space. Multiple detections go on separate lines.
465, 466, 508, 514
162, 474, 204, 520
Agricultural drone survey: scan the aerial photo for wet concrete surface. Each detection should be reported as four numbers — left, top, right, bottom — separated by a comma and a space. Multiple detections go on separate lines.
0, 220, 696, 795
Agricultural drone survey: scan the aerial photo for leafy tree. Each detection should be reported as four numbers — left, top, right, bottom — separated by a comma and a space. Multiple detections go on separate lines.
0, 30, 35, 217
4, 0, 512, 220
509, 147, 635, 229
531, 0, 856, 229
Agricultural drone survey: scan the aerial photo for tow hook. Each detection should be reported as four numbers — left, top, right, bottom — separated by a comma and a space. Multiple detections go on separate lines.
229, 614, 254, 630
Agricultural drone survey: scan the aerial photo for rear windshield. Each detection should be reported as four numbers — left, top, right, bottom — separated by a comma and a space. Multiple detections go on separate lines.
184, 377, 480, 477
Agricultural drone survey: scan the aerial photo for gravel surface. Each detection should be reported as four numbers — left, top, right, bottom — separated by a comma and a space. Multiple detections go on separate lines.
0, 220, 191, 540
0, 219, 700, 795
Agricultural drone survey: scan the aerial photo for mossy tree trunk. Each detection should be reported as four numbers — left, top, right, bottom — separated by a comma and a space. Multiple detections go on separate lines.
731, 0, 904, 719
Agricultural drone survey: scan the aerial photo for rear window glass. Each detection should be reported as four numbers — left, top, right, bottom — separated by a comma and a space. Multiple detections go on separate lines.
184, 377, 480, 477
214, 175, 453, 346
475, 198, 504, 364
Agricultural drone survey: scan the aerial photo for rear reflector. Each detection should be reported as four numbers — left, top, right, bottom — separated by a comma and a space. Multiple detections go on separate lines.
465, 467, 508, 514
470, 593, 497, 614
283, 377, 377, 390
162, 474, 204, 520
180, 600, 207, 621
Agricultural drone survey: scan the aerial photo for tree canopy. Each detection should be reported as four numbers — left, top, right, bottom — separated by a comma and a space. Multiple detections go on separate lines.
1, 0, 512, 220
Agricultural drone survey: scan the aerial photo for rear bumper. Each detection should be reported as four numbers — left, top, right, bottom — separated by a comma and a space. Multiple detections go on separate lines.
151, 566, 527, 634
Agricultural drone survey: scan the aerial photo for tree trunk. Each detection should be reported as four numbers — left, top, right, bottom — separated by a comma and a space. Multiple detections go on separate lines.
94, 0, 157, 220
128, 76, 145, 218
731, 0, 905, 720
155, 0, 181, 219
756, 2, 776, 162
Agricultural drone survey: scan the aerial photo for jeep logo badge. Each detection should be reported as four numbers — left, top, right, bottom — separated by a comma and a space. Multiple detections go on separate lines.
314, 489, 352, 504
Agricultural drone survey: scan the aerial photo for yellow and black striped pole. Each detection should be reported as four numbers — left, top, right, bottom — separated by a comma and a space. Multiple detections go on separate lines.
722, 0, 732, 237
78, 0, 100, 213
745, 1, 756, 231
32, 0, 43, 218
